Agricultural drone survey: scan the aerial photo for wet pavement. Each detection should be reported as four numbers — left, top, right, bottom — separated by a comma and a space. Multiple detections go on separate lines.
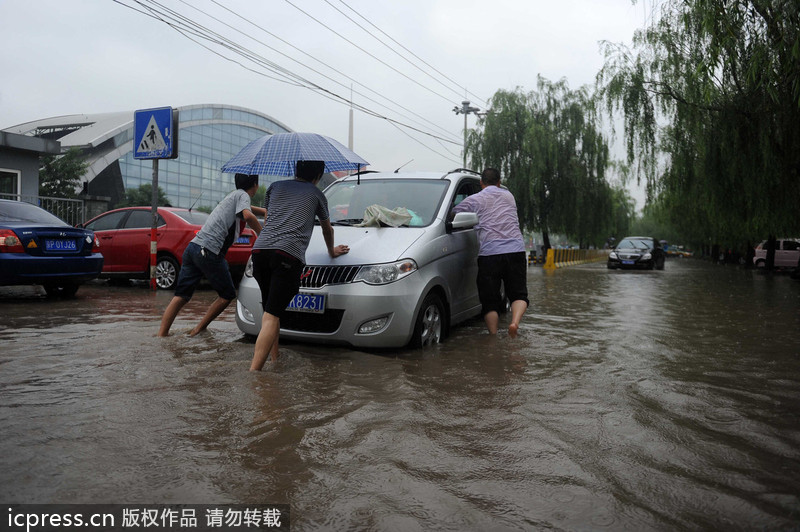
1, 259, 799, 530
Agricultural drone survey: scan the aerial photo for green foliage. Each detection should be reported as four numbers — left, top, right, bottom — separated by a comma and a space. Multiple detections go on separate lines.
252, 185, 267, 212
629, 200, 682, 244
598, 0, 800, 248
116, 183, 171, 208
467, 78, 632, 248
39, 147, 88, 198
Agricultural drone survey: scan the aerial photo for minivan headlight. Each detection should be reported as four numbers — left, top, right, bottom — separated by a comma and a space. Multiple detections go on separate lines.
244, 256, 254, 277
355, 259, 417, 285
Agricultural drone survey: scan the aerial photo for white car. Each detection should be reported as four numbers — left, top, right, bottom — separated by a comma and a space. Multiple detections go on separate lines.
235, 170, 484, 348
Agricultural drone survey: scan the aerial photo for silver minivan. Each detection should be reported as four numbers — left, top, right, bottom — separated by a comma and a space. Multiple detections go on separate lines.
235, 170, 483, 348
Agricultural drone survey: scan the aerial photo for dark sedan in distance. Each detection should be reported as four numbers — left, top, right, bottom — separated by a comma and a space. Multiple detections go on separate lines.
607, 236, 666, 270
0, 199, 103, 297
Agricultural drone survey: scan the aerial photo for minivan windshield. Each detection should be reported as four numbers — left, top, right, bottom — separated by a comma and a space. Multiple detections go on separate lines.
325, 179, 449, 227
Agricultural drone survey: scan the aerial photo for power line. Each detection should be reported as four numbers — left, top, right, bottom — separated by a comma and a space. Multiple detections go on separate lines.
114, 0, 456, 144
115, 0, 462, 147
204, 0, 461, 143
114, 0, 472, 158
322, 0, 466, 103
335, 0, 489, 108
282, 0, 459, 105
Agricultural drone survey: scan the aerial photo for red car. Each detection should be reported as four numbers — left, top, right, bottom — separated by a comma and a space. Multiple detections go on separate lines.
81, 207, 256, 289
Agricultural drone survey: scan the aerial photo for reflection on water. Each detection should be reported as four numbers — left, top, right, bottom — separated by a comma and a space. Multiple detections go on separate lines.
1, 262, 798, 530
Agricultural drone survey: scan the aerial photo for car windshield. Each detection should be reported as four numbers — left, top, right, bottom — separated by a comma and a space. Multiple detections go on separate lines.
0, 201, 67, 226
618, 238, 652, 250
173, 210, 209, 225
324, 179, 449, 227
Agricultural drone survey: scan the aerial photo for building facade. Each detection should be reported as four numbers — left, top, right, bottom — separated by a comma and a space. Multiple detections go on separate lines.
2, 104, 292, 210
0, 131, 61, 199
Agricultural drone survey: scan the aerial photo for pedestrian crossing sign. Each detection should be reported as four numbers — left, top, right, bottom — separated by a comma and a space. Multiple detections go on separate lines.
134, 107, 179, 159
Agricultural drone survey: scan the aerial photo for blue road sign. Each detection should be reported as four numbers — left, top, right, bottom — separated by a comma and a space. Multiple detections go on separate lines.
134, 107, 175, 159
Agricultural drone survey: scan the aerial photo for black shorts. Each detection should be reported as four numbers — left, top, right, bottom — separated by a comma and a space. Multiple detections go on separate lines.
174, 242, 236, 301
251, 249, 304, 319
476, 252, 529, 316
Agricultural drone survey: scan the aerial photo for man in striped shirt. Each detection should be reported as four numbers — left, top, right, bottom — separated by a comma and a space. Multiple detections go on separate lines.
451, 167, 529, 337
249, 160, 349, 371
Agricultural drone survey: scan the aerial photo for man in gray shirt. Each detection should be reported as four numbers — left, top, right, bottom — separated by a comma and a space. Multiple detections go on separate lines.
158, 174, 264, 337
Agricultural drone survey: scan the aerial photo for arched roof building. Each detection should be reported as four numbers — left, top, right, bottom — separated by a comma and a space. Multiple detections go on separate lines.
3, 104, 292, 209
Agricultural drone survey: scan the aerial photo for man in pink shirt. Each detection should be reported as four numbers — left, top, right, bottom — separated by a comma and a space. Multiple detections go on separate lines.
452, 167, 529, 337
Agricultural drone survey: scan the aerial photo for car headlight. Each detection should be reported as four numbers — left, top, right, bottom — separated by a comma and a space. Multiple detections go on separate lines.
244, 256, 254, 277
354, 259, 417, 285
609, 252, 618, 259
642, 252, 652, 260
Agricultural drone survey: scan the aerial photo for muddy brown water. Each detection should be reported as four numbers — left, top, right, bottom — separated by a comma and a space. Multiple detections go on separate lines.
1, 259, 798, 530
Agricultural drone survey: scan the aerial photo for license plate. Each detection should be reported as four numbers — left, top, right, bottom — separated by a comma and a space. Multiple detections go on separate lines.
622, 260, 634, 265
45, 239, 77, 251
286, 292, 325, 314
236, 236, 250, 244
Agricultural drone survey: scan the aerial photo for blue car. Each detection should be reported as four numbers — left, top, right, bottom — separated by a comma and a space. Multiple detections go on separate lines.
0, 199, 104, 297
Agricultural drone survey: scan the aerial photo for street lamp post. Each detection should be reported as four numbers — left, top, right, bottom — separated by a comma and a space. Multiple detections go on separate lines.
453, 100, 481, 168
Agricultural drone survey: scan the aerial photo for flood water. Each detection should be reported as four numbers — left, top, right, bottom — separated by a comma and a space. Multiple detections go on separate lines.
1, 259, 799, 530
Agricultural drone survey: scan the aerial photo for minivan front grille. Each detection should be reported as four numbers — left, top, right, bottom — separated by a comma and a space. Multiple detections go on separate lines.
299, 265, 360, 289
281, 309, 344, 333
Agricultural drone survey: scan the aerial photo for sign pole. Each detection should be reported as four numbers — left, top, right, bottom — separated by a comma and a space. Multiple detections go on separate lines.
150, 158, 159, 290
133, 106, 178, 291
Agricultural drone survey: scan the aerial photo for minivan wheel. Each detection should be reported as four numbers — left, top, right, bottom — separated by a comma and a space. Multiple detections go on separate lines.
410, 292, 444, 348
156, 255, 180, 290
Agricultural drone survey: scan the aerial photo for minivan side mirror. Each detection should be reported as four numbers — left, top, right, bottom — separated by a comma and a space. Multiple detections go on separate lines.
447, 211, 478, 232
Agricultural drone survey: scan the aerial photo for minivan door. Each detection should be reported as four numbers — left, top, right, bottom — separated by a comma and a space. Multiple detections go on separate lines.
445, 178, 482, 318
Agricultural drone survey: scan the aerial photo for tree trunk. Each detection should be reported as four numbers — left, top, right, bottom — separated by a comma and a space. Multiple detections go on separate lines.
766, 235, 776, 271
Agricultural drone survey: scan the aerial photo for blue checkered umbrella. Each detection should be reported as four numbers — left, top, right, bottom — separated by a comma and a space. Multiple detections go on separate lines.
221, 132, 369, 176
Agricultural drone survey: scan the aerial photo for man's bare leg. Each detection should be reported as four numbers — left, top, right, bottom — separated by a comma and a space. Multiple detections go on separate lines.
189, 297, 232, 336
158, 296, 189, 337
484, 310, 499, 335
251, 312, 281, 371
508, 300, 528, 338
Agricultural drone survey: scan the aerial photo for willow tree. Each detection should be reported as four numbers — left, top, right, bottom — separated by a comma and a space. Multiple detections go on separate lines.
598, 0, 800, 255
467, 77, 614, 248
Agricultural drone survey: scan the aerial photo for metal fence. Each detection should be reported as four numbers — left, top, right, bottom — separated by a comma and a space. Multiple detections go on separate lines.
0, 193, 86, 227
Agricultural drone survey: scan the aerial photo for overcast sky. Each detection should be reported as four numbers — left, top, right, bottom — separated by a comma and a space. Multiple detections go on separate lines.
1, 0, 648, 206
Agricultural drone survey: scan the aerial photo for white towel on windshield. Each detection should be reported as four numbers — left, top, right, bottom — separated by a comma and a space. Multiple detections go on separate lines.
356, 204, 413, 227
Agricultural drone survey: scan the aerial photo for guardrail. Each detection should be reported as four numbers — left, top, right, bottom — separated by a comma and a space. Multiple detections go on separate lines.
543, 248, 609, 269
0, 193, 86, 227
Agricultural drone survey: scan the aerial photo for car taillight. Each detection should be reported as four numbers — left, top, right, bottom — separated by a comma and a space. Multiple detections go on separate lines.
92, 236, 101, 252
0, 229, 24, 253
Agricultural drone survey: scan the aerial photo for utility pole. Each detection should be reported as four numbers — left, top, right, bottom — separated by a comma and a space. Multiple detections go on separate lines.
348, 84, 354, 151
453, 100, 480, 168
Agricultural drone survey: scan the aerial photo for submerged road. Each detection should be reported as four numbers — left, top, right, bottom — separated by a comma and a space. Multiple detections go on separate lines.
1, 258, 798, 530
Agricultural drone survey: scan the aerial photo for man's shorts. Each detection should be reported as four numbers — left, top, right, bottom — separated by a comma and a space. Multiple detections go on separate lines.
251, 249, 304, 318
174, 242, 237, 301
476, 251, 529, 316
